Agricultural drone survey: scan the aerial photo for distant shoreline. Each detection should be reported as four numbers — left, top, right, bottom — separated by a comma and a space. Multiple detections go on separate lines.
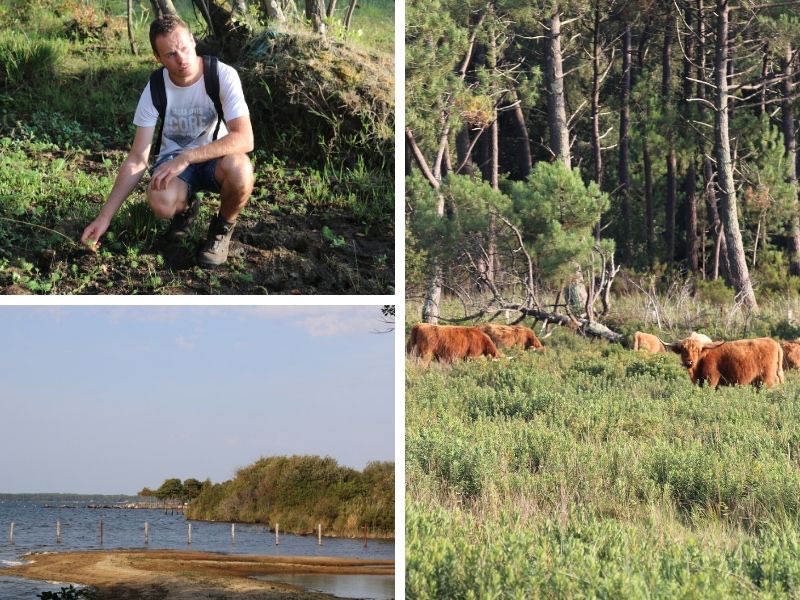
5, 548, 395, 600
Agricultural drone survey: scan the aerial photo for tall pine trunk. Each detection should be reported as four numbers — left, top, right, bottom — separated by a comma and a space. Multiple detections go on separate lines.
713, 0, 757, 309
781, 42, 800, 276
546, 8, 571, 168
682, 2, 698, 273
618, 23, 631, 262
662, 12, 677, 267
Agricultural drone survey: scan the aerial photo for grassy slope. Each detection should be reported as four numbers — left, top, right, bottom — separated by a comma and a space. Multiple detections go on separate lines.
0, 0, 394, 294
406, 324, 800, 598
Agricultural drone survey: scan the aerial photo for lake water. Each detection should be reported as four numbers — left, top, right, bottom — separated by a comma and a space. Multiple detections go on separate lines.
0, 495, 394, 599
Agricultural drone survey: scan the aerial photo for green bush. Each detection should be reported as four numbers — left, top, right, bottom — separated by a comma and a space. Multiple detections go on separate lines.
407, 327, 800, 597
693, 278, 736, 305
38, 585, 96, 600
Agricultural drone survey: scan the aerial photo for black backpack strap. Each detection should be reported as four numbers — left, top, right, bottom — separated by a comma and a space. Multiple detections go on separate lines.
149, 67, 167, 159
203, 55, 225, 140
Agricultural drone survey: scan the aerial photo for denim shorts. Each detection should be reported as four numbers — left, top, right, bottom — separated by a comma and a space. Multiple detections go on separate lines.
150, 153, 221, 196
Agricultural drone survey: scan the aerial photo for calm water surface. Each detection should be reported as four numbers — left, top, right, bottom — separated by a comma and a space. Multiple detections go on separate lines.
0, 495, 394, 599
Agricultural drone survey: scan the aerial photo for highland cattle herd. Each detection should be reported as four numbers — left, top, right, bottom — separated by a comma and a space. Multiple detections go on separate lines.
407, 321, 800, 389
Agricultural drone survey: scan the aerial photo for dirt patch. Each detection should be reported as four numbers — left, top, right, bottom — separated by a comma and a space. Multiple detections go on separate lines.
0, 149, 393, 295
6, 549, 394, 599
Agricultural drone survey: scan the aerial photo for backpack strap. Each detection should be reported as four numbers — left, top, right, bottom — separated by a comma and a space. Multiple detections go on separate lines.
148, 57, 224, 161
149, 67, 167, 159
202, 55, 225, 140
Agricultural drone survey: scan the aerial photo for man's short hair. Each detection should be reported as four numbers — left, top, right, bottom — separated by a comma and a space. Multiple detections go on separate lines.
149, 14, 191, 56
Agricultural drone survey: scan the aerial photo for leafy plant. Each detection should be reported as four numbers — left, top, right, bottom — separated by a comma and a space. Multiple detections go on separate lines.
38, 585, 96, 600
322, 225, 346, 248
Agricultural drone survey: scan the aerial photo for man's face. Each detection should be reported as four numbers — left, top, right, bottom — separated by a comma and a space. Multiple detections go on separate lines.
154, 26, 198, 82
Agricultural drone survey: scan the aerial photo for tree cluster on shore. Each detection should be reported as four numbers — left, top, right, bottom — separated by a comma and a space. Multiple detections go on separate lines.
143, 455, 394, 538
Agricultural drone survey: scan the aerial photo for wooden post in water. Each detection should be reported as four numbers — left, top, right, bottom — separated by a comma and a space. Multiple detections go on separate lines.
99, 518, 104, 545
231, 523, 235, 544
275, 523, 279, 545
317, 523, 322, 545
9, 522, 14, 544
56, 520, 61, 544
187, 523, 192, 545
144, 521, 149, 545
363, 525, 368, 548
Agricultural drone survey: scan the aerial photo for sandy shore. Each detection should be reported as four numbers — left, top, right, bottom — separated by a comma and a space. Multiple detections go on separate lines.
5, 549, 394, 599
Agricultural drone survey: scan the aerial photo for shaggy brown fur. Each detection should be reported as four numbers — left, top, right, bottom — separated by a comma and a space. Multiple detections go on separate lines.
781, 341, 800, 370
406, 323, 500, 365
670, 337, 784, 389
475, 324, 544, 351
633, 331, 666, 353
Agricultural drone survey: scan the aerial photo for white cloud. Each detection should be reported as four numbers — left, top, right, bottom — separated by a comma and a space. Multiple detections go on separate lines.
240, 306, 383, 336
175, 336, 195, 350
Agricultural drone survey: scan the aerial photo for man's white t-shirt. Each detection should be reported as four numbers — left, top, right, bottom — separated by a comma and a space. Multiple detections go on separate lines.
133, 60, 250, 164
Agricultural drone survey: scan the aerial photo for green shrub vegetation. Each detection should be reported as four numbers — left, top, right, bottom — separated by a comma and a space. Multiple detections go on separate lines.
407, 320, 800, 598
0, 0, 393, 294
186, 455, 394, 538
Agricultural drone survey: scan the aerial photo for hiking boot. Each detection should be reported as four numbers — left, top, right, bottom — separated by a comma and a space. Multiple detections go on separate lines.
165, 193, 200, 241
197, 214, 236, 267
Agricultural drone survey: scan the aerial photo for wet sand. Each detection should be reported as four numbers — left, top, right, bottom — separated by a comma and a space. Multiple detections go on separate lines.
6, 549, 394, 599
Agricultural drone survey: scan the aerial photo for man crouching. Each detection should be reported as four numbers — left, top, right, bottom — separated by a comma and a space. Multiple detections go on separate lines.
81, 14, 254, 267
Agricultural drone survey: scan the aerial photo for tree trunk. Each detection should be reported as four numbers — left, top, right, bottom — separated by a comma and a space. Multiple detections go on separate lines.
150, 0, 177, 18
485, 14, 499, 284
759, 43, 769, 117
704, 156, 729, 280
591, 0, 603, 190
714, 0, 757, 310
455, 127, 476, 176
682, 1, 698, 273
545, 8, 571, 168
684, 164, 699, 273
663, 12, 676, 267
264, 0, 288, 23
306, 0, 327, 34
781, 42, 800, 275
643, 141, 655, 264
326, 0, 337, 18
406, 129, 444, 323
343, 0, 357, 30
618, 23, 631, 262
502, 92, 532, 180
127, 0, 138, 55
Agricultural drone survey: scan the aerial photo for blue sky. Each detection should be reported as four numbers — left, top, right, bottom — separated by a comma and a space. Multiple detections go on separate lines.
0, 306, 395, 494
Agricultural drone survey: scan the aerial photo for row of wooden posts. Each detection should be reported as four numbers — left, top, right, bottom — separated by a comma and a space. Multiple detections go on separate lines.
7, 520, 341, 546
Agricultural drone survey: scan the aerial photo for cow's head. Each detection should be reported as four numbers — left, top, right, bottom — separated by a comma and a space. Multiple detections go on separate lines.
670, 338, 703, 369
528, 331, 544, 350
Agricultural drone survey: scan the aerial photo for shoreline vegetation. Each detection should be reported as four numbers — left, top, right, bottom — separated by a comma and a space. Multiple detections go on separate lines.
142, 456, 395, 540
6, 549, 394, 600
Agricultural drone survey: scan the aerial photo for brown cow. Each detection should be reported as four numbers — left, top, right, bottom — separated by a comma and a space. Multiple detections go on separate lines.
475, 323, 544, 351
669, 337, 784, 389
633, 331, 666, 353
406, 323, 500, 365
781, 341, 800, 370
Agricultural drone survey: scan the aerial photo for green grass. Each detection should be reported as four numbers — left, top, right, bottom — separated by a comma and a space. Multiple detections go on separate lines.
406, 324, 800, 598
328, 0, 394, 54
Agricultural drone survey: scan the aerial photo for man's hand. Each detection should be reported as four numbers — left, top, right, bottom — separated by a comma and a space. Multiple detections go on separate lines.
149, 154, 189, 191
80, 216, 111, 250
